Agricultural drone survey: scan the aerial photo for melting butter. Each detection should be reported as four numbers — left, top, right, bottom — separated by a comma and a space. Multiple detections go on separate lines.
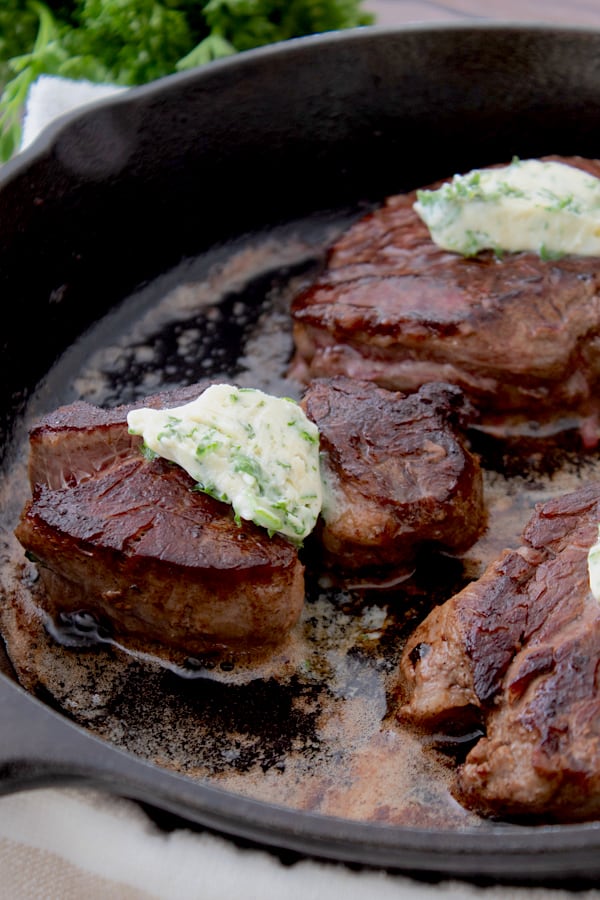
413, 158, 600, 258
127, 384, 322, 542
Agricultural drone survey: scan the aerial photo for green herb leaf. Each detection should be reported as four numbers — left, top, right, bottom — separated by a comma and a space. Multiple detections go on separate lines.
0, 0, 374, 162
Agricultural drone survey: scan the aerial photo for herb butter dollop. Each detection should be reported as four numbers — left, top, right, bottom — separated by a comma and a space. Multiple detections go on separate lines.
413, 158, 600, 258
127, 384, 322, 543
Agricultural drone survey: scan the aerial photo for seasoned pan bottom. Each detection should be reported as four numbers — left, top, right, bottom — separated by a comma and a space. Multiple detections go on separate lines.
1, 210, 598, 830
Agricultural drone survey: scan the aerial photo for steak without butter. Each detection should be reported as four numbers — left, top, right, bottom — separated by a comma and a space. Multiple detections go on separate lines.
289, 156, 600, 447
301, 378, 485, 571
398, 482, 600, 822
15, 384, 305, 657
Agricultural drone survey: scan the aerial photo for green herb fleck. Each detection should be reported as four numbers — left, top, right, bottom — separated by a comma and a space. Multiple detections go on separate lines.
539, 244, 565, 261
140, 442, 158, 461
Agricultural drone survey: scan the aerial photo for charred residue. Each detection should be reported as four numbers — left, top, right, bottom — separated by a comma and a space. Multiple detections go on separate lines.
100, 665, 333, 776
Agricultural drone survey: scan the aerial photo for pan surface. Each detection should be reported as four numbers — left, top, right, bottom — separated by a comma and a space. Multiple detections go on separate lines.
2, 22, 600, 883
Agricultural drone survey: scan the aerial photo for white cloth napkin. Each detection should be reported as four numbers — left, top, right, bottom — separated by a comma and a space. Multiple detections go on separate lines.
1, 74, 598, 899
1, 787, 595, 900
19, 74, 128, 151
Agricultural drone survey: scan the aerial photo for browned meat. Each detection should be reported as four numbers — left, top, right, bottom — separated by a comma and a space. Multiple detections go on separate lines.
289, 156, 600, 447
301, 378, 485, 571
16, 384, 305, 657
398, 482, 600, 822
28, 382, 207, 490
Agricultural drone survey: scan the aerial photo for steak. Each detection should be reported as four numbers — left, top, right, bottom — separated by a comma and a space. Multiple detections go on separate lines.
301, 378, 485, 571
27, 382, 206, 491
289, 156, 600, 447
15, 384, 305, 657
397, 482, 600, 821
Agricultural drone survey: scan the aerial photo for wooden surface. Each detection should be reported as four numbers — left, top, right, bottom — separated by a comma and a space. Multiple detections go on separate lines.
365, 0, 600, 27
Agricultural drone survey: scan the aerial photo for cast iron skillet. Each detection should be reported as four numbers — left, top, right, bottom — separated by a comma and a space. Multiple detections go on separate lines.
2, 22, 600, 884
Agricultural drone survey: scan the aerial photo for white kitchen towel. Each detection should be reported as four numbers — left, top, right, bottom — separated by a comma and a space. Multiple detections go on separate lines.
20, 74, 128, 151
1, 787, 597, 900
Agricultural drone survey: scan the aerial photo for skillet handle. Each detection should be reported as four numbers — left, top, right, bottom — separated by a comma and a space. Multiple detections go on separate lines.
0, 672, 161, 795
0, 671, 290, 850
0, 673, 194, 802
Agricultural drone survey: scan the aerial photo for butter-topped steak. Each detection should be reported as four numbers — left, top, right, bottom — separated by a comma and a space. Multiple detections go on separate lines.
15, 384, 305, 658
290, 156, 600, 447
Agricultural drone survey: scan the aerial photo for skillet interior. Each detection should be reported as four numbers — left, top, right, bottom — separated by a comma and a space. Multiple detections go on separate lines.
2, 23, 600, 882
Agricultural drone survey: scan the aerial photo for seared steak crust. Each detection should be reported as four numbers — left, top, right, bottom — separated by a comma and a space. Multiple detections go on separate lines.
398, 482, 600, 821
28, 382, 207, 490
16, 383, 305, 656
301, 378, 484, 570
290, 156, 600, 445
16, 456, 303, 655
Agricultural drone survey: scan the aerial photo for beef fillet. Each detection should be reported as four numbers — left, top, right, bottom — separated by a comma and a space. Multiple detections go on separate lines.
290, 156, 600, 447
15, 384, 305, 657
27, 382, 206, 491
301, 378, 485, 571
398, 482, 600, 822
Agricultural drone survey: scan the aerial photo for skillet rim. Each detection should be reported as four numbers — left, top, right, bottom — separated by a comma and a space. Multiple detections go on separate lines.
2, 669, 600, 883
4, 16, 600, 182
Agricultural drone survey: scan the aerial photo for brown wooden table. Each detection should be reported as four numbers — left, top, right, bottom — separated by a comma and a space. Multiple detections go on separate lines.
366, 0, 600, 27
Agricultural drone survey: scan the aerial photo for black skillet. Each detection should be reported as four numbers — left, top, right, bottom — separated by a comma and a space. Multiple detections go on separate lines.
2, 22, 600, 885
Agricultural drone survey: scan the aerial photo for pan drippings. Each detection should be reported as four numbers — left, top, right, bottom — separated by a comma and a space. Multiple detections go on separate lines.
1, 213, 599, 830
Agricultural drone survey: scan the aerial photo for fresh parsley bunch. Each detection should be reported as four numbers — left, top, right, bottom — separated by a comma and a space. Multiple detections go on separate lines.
0, 0, 374, 161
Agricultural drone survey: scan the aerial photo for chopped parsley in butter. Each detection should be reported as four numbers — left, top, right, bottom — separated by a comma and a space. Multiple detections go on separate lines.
413, 157, 600, 258
127, 385, 322, 543
588, 526, 600, 602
